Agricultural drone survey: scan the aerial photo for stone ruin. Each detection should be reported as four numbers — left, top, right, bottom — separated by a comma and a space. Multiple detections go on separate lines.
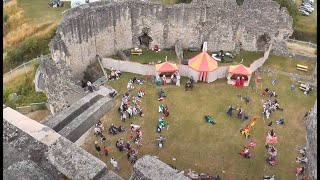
49, 0, 293, 78
30, 0, 316, 178
43, 0, 294, 113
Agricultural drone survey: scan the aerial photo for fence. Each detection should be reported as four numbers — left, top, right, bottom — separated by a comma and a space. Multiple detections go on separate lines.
288, 38, 317, 49
102, 44, 273, 83
3, 58, 39, 78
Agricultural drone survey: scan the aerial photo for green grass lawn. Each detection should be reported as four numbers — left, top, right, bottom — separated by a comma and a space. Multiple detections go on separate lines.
292, 0, 317, 43
18, 0, 71, 24
82, 56, 316, 179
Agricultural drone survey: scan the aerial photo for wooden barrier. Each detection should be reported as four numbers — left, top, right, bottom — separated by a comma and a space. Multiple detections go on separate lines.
131, 49, 143, 56
299, 83, 307, 91
297, 64, 308, 72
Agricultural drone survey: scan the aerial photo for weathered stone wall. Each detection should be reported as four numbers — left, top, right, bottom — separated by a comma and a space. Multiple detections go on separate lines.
50, 0, 293, 77
306, 101, 317, 180
3, 107, 123, 180
129, 155, 190, 180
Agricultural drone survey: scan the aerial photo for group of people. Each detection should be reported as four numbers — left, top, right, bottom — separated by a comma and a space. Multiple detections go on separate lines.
261, 88, 278, 97
156, 71, 181, 86
234, 76, 246, 87
170, 71, 181, 86
265, 129, 278, 166
262, 98, 283, 120
296, 147, 308, 177
226, 105, 249, 120
94, 120, 107, 143
109, 124, 125, 135
119, 90, 145, 123
108, 67, 122, 81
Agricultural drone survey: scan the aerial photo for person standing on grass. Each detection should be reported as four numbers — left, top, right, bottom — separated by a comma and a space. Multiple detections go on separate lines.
95, 141, 101, 156
237, 107, 243, 119
176, 72, 181, 86
227, 105, 235, 116
103, 146, 109, 157
122, 112, 126, 123
111, 158, 120, 171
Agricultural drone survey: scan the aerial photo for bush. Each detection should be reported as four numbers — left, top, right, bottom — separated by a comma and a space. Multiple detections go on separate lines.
236, 0, 244, 6
3, 14, 9, 23
6, 36, 51, 65
3, 87, 12, 104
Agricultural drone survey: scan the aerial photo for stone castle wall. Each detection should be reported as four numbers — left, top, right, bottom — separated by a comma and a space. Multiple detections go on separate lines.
49, 0, 293, 77
306, 101, 317, 180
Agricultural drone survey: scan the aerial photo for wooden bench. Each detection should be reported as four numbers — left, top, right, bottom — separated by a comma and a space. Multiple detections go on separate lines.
299, 83, 307, 91
131, 49, 143, 56
297, 64, 308, 72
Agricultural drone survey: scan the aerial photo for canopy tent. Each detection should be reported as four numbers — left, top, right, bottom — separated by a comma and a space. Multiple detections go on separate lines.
155, 62, 178, 73
155, 62, 179, 85
227, 64, 252, 87
188, 51, 218, 82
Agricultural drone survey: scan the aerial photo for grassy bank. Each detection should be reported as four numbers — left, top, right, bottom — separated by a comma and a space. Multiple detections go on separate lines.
3, 62, 47, 108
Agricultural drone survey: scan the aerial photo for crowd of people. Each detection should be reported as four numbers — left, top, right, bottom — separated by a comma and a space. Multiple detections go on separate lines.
89, 67, 311, 178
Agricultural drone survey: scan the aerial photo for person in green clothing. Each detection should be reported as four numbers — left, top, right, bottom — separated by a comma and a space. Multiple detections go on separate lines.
159, 117, 167, 129
205, 115, 216, 125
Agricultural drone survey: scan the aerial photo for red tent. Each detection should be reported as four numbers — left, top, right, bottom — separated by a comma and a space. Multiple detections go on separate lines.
188, 51, 218, 82
227, 64, 252, 87
155, 62, 178, 73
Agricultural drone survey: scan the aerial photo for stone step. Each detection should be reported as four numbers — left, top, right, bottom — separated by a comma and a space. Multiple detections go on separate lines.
58, 96, 115, 142
43, 93, 103, 132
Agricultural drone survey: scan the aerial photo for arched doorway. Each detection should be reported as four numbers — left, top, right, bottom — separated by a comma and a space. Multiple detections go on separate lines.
256, 33, 271, 51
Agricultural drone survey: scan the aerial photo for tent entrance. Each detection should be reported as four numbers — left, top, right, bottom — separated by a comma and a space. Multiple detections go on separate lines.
198, 72, 208, 82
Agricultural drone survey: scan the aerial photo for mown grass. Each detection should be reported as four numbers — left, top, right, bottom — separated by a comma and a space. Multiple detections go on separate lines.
17, 0, 70, 24
81, 57, 316, 179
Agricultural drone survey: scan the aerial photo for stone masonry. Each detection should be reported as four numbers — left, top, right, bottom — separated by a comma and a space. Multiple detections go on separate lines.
306, 101, 317, 180
3, 107, 123, 180
49, 0, 293, 78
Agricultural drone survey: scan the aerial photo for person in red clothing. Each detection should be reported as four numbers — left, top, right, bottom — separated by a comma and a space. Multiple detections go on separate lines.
240, 77, 245, 87
103, 146, 109, 156
129, 131, 134, 140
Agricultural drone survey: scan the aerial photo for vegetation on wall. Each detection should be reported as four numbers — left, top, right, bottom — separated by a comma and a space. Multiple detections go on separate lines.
3, 70, 47, 108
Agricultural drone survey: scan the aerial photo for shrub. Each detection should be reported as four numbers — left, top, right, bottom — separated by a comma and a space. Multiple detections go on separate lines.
6, 36, 51, 65
3, 87, 12, 104
236, 0, 244, 6
3, 14, 9, 23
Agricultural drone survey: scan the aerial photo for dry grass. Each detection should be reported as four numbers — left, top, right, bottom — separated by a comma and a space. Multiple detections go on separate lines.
287, 43, 317, 56
81, 56, 316, 179
3, 65, 34, 85
25, 109, 51, 122
4, 21, 54, 49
